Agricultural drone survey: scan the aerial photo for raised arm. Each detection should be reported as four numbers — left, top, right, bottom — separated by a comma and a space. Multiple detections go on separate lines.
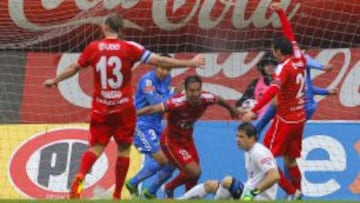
148, 54, 205, 69
136, 103, 165, 116
272, 3, 302, 59
216, 96, 240, 119
43, 62, 81, 87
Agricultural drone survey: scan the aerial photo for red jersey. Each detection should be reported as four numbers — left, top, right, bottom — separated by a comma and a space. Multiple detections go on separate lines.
161, 92, 217, 141
77, 38, 152, 115
272, 56, 306, 121
252, 9, 306, 122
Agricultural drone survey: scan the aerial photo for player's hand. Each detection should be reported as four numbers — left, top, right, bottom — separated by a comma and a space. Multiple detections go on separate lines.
191, 54, 205, 68
242, 111, 257, 122
43, 78, 57, 88
323, 63, 333, 72
270, 2, 282, 11
328, 88, 338, 95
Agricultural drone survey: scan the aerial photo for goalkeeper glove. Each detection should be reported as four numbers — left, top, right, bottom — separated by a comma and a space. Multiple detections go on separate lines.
241, 188, 260, 201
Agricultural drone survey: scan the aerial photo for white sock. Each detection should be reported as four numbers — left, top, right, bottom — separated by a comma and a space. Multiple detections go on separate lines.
215, 184, 231, 200
177, 183, 207, 200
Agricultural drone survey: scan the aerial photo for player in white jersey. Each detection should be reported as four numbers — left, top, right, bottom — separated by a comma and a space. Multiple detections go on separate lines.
178, 122, 279, 201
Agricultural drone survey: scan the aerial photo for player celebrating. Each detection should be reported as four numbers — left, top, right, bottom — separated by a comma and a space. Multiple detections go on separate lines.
178, 122, 279, 201
125, 53, 177, 199
43, 14, 205, 199
137, 75, 240, 198
242, 2, 306, 200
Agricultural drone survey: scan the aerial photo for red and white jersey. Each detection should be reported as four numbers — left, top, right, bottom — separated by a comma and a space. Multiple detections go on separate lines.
77, 38, 152, 114
272, 55, 306, 121
242, 142, 278, 200
161, 92, 217, 141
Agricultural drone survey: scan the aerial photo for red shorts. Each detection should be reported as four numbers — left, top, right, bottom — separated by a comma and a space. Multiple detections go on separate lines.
89, 106, 136, 146
263, 115, 305, 158
161, 132, 199, 169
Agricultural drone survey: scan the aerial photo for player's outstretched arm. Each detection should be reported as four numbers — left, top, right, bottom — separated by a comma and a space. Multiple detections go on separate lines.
43, 62, 81, 88
136, 103, 164, 116
271, 2, 295, 42
148, 53, 205, 69
216, 97, 240, 119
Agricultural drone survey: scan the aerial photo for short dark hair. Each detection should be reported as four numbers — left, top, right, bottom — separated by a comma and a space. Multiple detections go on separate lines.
184, 75, 202, 90
237, 122, 258, 140
272, 36, 293, 56
257, 52, 278, 75
105, 13, 123, 33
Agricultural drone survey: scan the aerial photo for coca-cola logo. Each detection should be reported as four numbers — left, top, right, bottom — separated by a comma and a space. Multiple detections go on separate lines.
9, 0, 299, 31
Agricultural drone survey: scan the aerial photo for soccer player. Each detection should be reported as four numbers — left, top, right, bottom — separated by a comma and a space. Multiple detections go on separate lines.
125, 53, 178, 199
235, 52, 278, 117
254, 54, 337, 134
178, 122, 279, 201
137, 75, 240, 198
242, 2, 306, 199
43, 14, 205, 199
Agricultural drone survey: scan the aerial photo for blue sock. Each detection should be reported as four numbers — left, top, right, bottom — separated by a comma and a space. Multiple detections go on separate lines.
148, 164, 176, 194
129, 155, 161, 186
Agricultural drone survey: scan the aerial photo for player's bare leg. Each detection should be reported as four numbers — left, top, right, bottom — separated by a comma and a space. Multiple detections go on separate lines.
70, 144, 106, 199
151, 150, 168, 165
113, 143, 131, 199
164, 161, 201, 198
215, 176, 235, 199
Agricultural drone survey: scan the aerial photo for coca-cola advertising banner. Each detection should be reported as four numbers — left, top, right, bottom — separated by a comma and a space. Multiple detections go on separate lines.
2, 0, 359, 51
21, 48, 359, 123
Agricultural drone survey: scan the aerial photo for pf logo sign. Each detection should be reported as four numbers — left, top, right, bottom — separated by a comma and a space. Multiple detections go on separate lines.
9, 127, 117, 199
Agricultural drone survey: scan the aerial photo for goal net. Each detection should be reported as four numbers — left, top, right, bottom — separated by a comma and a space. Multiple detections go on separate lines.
0, 0, 359, 200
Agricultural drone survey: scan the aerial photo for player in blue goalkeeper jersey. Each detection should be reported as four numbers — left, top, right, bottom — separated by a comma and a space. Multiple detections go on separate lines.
125, 53, 177, 199
254, 54, 338, 134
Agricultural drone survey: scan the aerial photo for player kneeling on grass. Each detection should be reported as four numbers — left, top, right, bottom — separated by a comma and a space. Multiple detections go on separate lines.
178, 122, 279, 201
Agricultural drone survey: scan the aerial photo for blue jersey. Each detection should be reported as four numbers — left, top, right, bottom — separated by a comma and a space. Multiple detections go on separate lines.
304, 55, 330, 106
135, 70, 173, 132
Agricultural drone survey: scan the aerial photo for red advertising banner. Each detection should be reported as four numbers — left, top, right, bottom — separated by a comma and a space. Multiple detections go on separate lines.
2, 0, 359, 51
21, 49, 360, 123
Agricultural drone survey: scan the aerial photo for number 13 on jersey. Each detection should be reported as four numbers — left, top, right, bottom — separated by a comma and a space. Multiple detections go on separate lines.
96, 56, 123, 89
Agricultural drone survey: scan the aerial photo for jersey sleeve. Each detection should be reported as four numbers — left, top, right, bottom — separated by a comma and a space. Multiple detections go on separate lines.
255, 150, 277, 173
235, 79, 257, 107
312, 86, 330, 96
139, 78, 168, 105
201, 92, 218, 105
305, 54, 324, 70
251, 66, 288, 113
162, 97, 181, 112
77, 42, 95, 68
276, 9, 303, 60
127, 41, 153, 64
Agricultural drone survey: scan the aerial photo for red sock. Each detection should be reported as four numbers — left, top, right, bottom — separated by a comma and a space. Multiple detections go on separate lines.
288, 165, 302, 191
185, 177, 198, 191
113, 156, 130, 199
78, 151, 98, 175
165, 170, 190, 191
278, 167, 297, 195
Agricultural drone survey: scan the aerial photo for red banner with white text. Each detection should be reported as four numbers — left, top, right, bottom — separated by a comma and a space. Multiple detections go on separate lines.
21, 49, 360, 123
1, 0, 359, 52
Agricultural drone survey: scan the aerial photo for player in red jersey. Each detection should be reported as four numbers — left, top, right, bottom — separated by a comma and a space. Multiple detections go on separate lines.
242, 2, 306, 200
137, 75, 240, 198
43, 14, 205, 199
